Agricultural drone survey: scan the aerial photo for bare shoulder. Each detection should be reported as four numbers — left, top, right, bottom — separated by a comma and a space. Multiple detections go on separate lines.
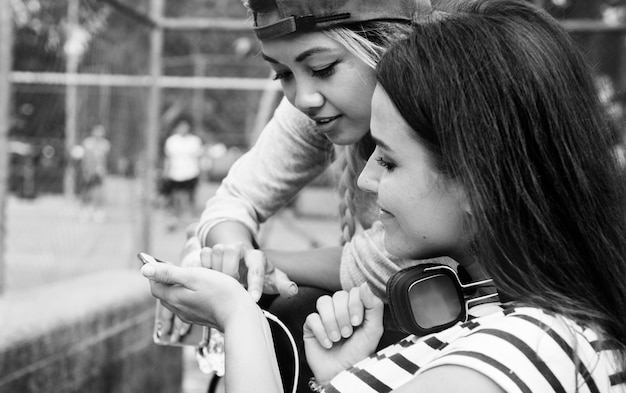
392, 365, 506, 393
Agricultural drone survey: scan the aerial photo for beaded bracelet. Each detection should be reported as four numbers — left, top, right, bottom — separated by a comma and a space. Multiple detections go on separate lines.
308, 377, 326, 393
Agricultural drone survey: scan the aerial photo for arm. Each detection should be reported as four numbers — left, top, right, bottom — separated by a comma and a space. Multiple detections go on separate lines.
204, 220, 255, 248
142, 263, 283, 393
393, 366, 505, 393
264, 246, 343, 290
196, 245, 342, 300
196, 97, 334, 247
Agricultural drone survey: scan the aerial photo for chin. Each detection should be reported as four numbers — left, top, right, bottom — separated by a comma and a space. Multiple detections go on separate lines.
383, 236, 415, 260
326, 134, 360, 146
327, 128, 368, 146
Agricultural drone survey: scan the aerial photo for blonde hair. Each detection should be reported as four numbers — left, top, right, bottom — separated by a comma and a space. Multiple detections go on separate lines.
324, 22, 411, 69
324, 22, 411, 244
336, 145, 366, 244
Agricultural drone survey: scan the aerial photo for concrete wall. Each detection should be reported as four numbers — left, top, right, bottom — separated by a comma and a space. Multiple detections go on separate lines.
0, 270, 183, 393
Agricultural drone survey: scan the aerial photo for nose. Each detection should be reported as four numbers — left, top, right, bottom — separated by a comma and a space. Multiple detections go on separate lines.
291, 79, 324, 113
357, 155, 380, 193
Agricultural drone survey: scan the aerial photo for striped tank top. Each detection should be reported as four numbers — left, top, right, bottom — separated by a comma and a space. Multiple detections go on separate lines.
326, 304, 624, 393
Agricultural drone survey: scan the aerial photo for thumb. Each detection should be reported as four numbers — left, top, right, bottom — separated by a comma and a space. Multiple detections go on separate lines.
274, 269, 299, 298
359, 283, 384, 321
142, 263, 194, 288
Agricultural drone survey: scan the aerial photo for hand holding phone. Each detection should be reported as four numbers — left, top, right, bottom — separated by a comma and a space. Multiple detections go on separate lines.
138, 251, 209, 347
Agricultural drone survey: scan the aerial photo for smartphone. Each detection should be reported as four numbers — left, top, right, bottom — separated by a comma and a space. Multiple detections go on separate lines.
138, 251, 210, 347
137, 252, 166, 265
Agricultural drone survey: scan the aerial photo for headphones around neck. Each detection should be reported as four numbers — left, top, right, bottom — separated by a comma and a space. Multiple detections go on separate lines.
386, 263, 499, 335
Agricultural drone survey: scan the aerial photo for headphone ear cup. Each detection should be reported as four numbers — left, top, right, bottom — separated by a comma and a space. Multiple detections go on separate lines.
386, 263, 467, 336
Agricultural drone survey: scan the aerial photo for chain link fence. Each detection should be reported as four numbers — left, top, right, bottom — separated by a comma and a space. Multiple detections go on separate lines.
3, 0, 281, 292
2, 0, 626, 293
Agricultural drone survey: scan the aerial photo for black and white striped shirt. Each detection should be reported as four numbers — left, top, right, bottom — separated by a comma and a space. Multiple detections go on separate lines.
327, 304, 624, 393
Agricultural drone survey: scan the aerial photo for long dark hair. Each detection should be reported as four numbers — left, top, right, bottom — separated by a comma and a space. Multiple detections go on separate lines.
378, 0, 626, 355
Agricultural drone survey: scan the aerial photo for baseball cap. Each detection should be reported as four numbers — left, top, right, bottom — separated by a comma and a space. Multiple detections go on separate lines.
252, 0, 432, 40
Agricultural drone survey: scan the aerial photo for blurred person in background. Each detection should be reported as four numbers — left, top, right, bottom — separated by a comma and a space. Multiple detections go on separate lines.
163, 114, 204, 231
77, 124, 110, 223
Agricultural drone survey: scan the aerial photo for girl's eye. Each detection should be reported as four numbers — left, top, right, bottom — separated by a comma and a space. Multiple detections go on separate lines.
375, 157, 396, 171
272, 71, 293, 81
311, 61, 337, 79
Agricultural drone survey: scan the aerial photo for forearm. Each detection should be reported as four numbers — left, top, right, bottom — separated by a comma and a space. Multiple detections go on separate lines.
196, 98, 332, 246
202, 220, 255, 248
264, 247, 343, 290
224, 304, 283, 393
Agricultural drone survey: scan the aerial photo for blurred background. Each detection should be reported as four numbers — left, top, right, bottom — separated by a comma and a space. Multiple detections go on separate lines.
0, 0, 624, 392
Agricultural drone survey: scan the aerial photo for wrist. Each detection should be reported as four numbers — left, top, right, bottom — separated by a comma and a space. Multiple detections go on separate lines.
222, 296, 263, 332
205, 221, 254, 247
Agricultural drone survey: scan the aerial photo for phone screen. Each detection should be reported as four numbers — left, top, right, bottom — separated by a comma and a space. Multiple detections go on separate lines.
137, 252, 165, 265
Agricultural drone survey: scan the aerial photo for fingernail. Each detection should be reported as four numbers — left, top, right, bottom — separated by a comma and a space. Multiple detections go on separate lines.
330, 331, 341, 342
142, 264, 156, 277
156, 328, 162, 338
323, 339, 332, 349
179, 327, 188, 336
288, 283, 298, 296
250, 290, 261, 301
351, 315, 361, 326
341, 326, 352, 337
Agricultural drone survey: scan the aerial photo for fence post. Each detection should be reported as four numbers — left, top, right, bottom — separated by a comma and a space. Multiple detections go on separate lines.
0, 0, 14, 294
139, 0, 164, 256
63, 0, 80, 199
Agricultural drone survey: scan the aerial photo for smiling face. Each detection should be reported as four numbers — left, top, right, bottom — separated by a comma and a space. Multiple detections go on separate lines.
260, 31, 377, 145
357, 85, 470, 263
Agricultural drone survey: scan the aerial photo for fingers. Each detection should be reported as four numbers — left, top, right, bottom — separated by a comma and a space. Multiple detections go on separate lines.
244, 249, 265, 302
200, 244, 246, 279
198, 244, 267, 302
180, 239, 202, 267
222, 245, 244, 278
197, 244, 298, 302
141, 262, 193, 288
315, 295, 342, 345
358, 283, 384, 323
273, 269, 299, 298
200, 247, 214, 269
304, 312, 333, 349
157, 305, 175, 336
308, 288, 365, 347
170, 316, 191, 343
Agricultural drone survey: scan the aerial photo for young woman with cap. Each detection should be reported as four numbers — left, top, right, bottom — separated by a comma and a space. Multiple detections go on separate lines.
143, 0, 626, 392
193, 0, 435, 299
174, 0, 437, 391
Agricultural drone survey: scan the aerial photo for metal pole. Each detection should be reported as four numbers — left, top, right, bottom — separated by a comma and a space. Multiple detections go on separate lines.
140, 0, 164, 255
192, 54, 206, 135
64, 0, 79, 199
0, 0, 14, 294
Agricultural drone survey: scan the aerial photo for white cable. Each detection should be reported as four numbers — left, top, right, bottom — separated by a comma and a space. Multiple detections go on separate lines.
262, 310, 300, 393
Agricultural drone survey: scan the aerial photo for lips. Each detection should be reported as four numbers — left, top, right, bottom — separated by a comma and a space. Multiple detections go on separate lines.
312, 115, 340, 133
378, 206, 394, 219
313, 115, 340, 124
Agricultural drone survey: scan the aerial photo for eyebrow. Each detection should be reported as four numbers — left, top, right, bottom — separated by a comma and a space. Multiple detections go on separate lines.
261, 47, 334, 65
370, 134, 391, 151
